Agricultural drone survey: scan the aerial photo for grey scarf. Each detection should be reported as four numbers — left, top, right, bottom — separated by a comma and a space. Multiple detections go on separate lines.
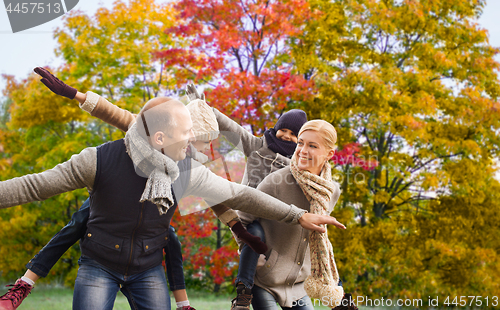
124, 122, 180, 215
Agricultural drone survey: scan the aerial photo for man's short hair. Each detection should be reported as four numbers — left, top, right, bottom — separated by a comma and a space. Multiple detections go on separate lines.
136, 97, 185, 139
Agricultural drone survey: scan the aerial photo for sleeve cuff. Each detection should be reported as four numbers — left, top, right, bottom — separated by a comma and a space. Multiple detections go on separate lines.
289, 204, 307, 224
218, 209, 240, 226
79, 91, 99, 114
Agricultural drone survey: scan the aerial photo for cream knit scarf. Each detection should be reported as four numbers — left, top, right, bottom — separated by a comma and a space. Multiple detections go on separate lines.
124, 122, 180, 215
290, 154, 344, 307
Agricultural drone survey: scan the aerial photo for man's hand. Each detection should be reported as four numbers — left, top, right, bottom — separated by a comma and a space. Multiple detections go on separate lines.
298, 213, 346, 233
33, 67, 77, 100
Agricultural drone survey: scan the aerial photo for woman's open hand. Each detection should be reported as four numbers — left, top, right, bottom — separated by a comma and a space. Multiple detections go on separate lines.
298, 213, 346, 233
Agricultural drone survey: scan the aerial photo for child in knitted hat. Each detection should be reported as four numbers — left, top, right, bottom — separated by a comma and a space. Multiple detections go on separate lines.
263, 109, 308, 158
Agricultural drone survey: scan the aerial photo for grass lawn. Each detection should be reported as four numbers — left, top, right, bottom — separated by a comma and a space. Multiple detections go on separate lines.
5, 284, 392, 310
15, 285, 236, 310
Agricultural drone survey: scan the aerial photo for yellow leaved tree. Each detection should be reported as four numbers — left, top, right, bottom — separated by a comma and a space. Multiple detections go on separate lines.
292, 0, 500, 305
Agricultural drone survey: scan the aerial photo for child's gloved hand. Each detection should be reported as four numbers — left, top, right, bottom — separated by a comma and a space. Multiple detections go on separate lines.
186, 83, 205, 102
34, 67, 77, 100
231, 221, 268, 254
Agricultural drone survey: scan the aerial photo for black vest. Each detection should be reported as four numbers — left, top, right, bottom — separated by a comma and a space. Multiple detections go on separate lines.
80, 139, 190, 275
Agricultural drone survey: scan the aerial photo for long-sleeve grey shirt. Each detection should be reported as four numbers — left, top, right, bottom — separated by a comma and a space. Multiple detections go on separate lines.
0, 146, 306, 225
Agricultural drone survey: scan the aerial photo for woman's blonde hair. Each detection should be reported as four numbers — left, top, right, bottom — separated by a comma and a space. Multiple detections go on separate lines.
298, 120, 337, 151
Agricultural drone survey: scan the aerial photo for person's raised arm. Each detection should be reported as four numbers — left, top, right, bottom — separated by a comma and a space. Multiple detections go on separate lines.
212, 108, 264, 157
181, 159, 344, 233
0, 147, 96, 209
34, 67, 136, 132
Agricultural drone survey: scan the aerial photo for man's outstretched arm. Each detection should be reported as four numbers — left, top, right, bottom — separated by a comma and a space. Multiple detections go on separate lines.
0, 148, 96, 209
181, 159, 345, 233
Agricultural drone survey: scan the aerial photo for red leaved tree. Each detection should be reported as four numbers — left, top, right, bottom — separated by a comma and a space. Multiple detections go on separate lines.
156, 0, 316, 134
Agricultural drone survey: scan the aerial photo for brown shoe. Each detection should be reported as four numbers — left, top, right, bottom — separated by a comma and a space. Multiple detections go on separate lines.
0, 279, 33, 310
230, 283, 252, 310
332, 293, 358, 310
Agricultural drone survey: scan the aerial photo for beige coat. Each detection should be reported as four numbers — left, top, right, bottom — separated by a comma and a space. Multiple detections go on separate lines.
239, 167, 341, 308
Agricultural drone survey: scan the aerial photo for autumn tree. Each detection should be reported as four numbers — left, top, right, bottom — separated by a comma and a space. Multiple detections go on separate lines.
157, 0, 316, 134
55, 0, 179, 106
0, 0, 181, 286
294, 0, 500, 221
292, 0, 500, 303
0, 73, 99, 284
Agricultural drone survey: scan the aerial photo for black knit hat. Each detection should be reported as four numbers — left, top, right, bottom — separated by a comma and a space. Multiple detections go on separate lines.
274, 109, 308, 136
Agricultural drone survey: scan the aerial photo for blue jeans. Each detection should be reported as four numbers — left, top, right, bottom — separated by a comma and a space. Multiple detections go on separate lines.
252, 285, 313, 310
74, 255, 170, 310
235, 220, 265, 289
26, 198, 186, 292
